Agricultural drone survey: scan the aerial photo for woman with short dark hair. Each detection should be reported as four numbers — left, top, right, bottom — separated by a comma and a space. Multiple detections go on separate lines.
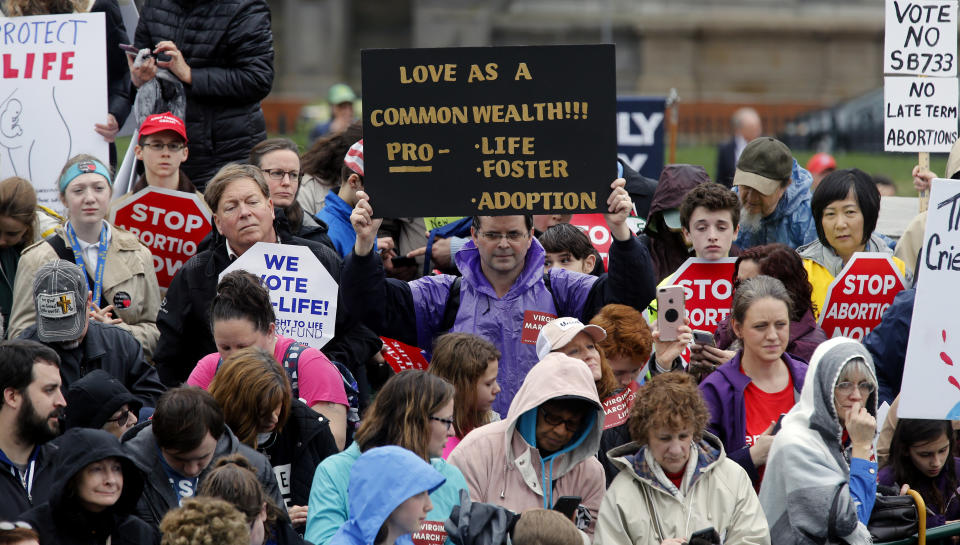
249, 138, 332, 246
799, 168, 909, 318
595, 372, 770, 544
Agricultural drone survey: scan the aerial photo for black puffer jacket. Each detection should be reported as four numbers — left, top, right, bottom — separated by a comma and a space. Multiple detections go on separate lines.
133, 0, 274, 188
21, 428, 159, 545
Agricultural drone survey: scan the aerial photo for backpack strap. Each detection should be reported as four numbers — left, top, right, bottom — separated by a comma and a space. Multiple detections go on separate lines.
439, 276, 462, 333
45, 234, 75, 261
543, 271, 561, 315
280, 341, 305, 400
440, 273, 560, 334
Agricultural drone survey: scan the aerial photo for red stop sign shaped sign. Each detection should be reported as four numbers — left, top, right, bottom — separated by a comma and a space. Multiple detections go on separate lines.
109, 187, 212, 289
669, 257, 738, 331
818, 253, 906, 341
570, 213, 611, 270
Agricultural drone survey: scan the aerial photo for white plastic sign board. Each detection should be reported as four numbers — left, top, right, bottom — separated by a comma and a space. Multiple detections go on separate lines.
0, 12, 108, 213
884, 76, 959, 152
220, 242, 338, 349
899, 179, 960, 419
885, 0, 958, 76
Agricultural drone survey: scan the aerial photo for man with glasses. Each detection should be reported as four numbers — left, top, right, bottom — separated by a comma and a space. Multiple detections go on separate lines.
447, 352, 606, 536
65, 369, 143, 439
0, 340, 65, 519
131, 113, 198, 195
345, 177, 654, 416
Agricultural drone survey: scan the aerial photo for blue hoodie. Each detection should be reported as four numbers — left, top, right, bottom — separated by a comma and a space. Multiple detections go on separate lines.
734, 159, 818, 250
329, 446, 446, 545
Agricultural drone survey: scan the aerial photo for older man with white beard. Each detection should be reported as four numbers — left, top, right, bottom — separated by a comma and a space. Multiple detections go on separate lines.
733, 137, 817, 250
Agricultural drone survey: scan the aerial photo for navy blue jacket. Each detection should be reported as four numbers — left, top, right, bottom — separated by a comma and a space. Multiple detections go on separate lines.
864, 288, 916, 405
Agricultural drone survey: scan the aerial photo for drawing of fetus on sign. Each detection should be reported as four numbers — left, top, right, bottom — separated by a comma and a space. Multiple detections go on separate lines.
0, 88, 72, 187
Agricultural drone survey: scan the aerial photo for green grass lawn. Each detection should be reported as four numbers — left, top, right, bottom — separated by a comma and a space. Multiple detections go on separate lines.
675, 146, 943, 196
116, 135, 941, 197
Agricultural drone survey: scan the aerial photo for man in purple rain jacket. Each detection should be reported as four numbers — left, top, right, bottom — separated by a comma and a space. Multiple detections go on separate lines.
699, 350, 808, 485
342, 179, 655, 417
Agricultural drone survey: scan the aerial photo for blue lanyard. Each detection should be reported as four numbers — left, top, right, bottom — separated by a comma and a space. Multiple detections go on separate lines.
64, 222, 109, 304
0, 447, 38, 502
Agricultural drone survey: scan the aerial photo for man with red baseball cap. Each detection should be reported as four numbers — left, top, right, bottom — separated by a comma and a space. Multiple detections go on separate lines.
132, 112, 197, 194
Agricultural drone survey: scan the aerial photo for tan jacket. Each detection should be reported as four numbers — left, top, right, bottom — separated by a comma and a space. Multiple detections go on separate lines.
595, 437, 770, 545
447, 352, 606, 536
9, 223, 161, 358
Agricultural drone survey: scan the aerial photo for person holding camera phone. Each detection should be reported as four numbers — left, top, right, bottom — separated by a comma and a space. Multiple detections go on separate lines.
126, 0, 274, 190
647, 182, 741, 377
595, 372, 770, 545
698, 276, 809, 488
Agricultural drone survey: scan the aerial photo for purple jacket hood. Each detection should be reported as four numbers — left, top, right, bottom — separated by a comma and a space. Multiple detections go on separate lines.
412, 237, 598, 416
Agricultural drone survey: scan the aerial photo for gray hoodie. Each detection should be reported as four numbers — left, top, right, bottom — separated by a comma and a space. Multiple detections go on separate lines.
758, 337, 878, 545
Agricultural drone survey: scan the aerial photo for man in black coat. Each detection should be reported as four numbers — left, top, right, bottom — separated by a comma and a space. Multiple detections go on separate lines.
716, 107, 762, 187
18, 260, 165, 409
153, 165, 381, 393
0, 340, 65, 519
127, 0, 274, 189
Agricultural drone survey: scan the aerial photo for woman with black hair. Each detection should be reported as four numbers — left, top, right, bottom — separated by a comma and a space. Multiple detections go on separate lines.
798, 168, 909, 318
20, 428, 158, 545
880, 419, 960, 529
187, 270, 349, 450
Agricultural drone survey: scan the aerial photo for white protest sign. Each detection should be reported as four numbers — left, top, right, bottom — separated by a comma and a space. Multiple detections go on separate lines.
885, 0, 958, 76
0, 13, 108, 212
884, 76, 959, 152
220, 242, 337, 349
899, 178, 960, 419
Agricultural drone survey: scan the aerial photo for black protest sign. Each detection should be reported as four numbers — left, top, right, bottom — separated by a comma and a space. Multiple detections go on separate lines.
360, 44, 617, 218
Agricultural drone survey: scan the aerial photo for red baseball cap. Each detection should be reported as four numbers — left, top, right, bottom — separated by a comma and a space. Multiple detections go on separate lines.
138, 112, 187, 142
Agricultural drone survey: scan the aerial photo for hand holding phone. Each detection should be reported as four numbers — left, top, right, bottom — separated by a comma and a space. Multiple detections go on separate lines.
657, 285, 685, 342
692, 329, 716, 347
552, 495, 581, 521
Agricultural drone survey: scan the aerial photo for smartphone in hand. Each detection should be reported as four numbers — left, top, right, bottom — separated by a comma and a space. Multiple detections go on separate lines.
692, 329, 716, 347
657, 285, 685, 341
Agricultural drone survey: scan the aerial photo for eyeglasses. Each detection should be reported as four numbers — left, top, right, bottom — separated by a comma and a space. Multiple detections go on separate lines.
0, 521, 32, 531
540, 410, 582, 432
478, 231, 527, 242
836, 381, 876, 396
142, 142, 186, 152
106, 408, 131, 427
261, 168, 301, 181
429, 416, 455, 430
